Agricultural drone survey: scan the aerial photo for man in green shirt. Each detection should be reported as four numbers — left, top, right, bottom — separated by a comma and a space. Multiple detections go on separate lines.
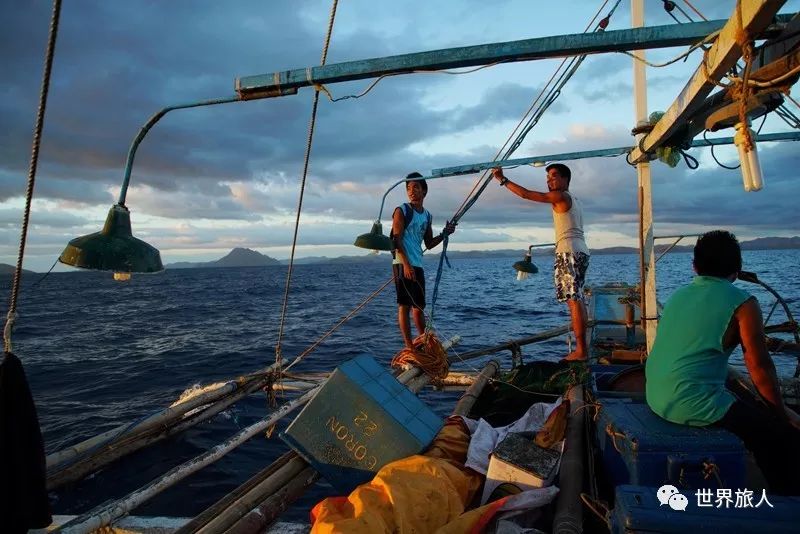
646, 230, 800, 494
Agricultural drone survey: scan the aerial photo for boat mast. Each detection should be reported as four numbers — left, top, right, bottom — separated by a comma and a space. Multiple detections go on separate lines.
632, 0, 658, 351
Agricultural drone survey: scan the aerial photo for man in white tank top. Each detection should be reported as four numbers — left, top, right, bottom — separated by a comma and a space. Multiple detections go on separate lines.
492, 164, 590, 361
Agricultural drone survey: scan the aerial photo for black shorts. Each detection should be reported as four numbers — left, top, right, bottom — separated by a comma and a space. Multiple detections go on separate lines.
393, 264, 426, 309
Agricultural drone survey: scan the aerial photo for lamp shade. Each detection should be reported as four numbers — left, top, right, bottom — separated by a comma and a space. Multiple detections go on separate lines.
512, 252, 538, 274
354, 221, 393, 251
59, 204, 163, 273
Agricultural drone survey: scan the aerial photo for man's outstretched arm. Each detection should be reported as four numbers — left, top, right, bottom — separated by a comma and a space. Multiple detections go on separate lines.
492, 168, 568, 206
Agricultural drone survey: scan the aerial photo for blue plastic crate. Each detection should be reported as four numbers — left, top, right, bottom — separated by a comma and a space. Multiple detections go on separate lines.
595, 399, 746, 490
611, 485, 800, 533
281, 354, 442, 493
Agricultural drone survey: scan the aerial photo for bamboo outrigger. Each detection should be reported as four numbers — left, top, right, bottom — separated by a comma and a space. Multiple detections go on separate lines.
6, 1, 800, 533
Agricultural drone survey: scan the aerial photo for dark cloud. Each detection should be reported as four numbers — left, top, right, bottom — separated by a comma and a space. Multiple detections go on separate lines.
2, 0, 799, 270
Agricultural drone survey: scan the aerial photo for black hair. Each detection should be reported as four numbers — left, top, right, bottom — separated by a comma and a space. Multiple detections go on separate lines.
405, 172, 427, 195
693, 230, 742, 278
546, 163, 571, 186
544, 163, 572, 187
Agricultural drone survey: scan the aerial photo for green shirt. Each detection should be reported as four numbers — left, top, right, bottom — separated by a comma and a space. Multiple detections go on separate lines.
645, 276, 751, 426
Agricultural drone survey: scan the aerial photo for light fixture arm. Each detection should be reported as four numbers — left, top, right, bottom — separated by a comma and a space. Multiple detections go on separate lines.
374, 172, 487, 224
117, 95, 240, 206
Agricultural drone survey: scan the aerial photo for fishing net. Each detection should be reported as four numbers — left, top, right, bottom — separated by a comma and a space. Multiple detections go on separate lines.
468, 360, 588, 427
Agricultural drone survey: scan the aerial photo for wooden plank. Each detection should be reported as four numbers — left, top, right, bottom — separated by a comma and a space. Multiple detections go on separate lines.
629, 0, 787, 164
236, 17, 792, 96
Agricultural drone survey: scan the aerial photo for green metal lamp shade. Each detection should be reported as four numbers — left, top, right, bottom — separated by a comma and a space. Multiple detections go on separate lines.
354, 221, 393, 251
59, 204, 163, 273
513, 253, 538, 274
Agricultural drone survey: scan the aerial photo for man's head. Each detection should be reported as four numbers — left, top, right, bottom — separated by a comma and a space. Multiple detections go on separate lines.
405, 172, 427, 203
546, 163, 571, 191
693, 230, 742, 278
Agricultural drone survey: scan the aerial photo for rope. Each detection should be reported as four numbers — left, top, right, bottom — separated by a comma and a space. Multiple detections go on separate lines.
580, 493, 612, 530
623, 30, 719, 69
427, 0, 623, 326
391, 331, 450, 382
702, 461, 724, 487
682, 0, 708, 21
274, 0, 339, 369
283, 275, 393, 373
605, 423, 627, 453
4, 0, 62, 354
734, 0, 755, 152
452, 0, 623, 223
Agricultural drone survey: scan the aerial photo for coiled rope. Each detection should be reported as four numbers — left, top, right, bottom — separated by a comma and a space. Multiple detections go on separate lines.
274, 0, 339, 370
391, 331, 450, 382
4, 0, 62, 353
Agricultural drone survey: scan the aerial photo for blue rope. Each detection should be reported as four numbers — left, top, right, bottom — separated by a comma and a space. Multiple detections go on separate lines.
427, 232, 451, 329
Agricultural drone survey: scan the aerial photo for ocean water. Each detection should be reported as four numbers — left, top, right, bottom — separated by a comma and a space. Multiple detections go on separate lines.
2, 249, 798, 520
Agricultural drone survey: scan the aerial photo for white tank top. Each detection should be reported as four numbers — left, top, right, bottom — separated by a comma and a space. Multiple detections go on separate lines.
552, 193, 589, 255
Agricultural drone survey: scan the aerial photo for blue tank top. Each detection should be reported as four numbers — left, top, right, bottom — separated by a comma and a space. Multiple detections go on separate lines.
393, 207, 429, 268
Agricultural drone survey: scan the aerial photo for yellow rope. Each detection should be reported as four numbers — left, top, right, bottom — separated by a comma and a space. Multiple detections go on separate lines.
605, 423, 627, 453
391, 332, 450, 382
734, 0, 755, 152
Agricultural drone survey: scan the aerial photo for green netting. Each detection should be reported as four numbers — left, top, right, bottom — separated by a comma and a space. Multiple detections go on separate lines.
467, 360, 588, 427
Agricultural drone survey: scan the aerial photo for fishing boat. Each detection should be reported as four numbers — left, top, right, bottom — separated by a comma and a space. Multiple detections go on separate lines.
4, 1, 800, 533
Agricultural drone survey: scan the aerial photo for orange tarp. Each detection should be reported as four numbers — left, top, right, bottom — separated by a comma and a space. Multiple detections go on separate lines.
310, 416, 485, 533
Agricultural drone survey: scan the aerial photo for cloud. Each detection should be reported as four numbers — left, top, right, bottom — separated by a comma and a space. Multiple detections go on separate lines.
2, 0, 799, 271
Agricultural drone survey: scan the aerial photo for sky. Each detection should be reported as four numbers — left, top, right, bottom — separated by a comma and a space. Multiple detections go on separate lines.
1, 0, 799, 272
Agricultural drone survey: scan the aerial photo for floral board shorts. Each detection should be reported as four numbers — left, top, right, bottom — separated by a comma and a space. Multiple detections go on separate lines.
554, 252, 590, 303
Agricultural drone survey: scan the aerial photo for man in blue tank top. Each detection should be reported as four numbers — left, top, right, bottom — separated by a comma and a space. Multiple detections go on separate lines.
492, 164, 590, 361
646, 230, 800, 494
391, 173, 456, 348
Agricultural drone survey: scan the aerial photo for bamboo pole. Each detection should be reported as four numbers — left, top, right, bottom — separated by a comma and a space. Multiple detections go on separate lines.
224, 467, 320, 534
53, 386, 320, 534
449, 323, 588, 363
552, 384, 585, 534
47, 372, 277, 489
173, 452, 298, 534
452, 360, 499, 416
194, 455, 310, 534
47, 366, 277, 470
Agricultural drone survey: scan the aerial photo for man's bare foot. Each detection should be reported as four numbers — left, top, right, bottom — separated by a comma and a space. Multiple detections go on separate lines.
562, 351, 587, 362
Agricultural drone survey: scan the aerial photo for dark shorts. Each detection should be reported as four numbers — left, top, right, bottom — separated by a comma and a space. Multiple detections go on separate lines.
393, 264, 426, 309
554, 252, 590, 302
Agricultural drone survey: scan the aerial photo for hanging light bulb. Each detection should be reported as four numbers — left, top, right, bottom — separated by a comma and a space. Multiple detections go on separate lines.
734, 121, 764, 192
512, 246, 538, 280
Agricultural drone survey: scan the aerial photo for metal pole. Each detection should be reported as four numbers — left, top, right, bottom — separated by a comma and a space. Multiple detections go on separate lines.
632, 0, 658, 352
117, 96, 240, 206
